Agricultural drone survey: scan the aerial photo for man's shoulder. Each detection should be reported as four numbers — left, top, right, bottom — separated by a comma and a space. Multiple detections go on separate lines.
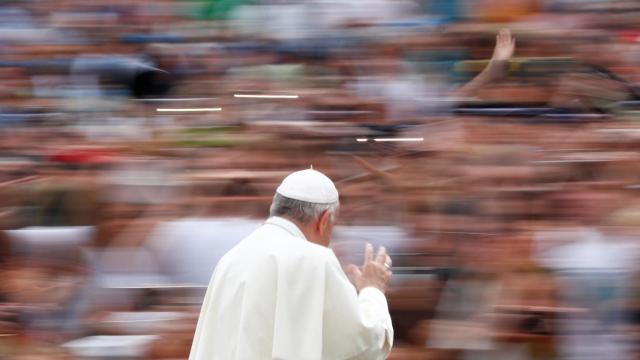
277, 243, 342, 279
296, 241, 335, 263
215, 222, 340, 275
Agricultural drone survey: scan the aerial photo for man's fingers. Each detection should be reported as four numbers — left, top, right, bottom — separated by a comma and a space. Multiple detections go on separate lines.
375, 246, 387, 264
385, 255, 392, 268
346, 264, 361, 279
346, 264, 361, 287
364, 243, 374, 264
497, 28, 511, 46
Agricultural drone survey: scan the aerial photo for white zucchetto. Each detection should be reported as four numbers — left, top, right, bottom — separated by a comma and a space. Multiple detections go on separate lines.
276, 169, 339, 204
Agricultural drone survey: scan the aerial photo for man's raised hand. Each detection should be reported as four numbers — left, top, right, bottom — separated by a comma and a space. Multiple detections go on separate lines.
347, 243, 392, 294
492, 28, 515, 62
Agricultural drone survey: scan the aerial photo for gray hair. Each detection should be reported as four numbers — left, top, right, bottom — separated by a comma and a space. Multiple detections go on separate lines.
269, 193, 339, 224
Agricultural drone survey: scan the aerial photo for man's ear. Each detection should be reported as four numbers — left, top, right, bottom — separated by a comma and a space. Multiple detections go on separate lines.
318, 209, 332, 232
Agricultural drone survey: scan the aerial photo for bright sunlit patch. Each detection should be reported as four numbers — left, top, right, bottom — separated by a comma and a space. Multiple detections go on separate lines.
234, 94, 299, 99
140, 98, 219, 102
156, 108, 222, 112
356, 138, 368, 142
373, 138, 424, 142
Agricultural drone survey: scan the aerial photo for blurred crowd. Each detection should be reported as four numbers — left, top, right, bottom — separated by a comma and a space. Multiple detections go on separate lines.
2, 0, 640, 359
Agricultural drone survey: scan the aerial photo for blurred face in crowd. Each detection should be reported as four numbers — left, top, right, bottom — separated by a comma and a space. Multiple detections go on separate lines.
1, 261, 85, 309
554, 188, 623, 225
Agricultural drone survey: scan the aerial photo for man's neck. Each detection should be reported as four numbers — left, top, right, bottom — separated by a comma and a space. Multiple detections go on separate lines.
282, 216, 326, 247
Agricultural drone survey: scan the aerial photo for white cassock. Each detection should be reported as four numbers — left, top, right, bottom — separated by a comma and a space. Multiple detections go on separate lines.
189, 216, 394, 360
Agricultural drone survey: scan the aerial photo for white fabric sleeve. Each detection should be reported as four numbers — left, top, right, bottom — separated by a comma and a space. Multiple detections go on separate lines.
359, 286, 394, 353
322, 252, 394, 360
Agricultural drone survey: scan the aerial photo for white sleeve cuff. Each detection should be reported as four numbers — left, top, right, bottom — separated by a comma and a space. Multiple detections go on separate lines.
359, 286, 393, 352
359, 286, 388, 308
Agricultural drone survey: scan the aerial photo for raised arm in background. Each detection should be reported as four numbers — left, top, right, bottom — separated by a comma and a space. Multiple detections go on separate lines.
455, 29, 515, 98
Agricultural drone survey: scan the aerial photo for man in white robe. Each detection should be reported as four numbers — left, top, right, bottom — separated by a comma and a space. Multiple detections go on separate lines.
189, 169, 394, 360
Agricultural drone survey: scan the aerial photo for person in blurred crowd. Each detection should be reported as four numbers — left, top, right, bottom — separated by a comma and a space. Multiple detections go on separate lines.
0, 246, 88, 359
455, 28, 516, 99
534, 187, 635, 360
189, 168, 394, 360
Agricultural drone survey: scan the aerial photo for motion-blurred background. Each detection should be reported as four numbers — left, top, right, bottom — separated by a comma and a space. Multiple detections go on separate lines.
1, 0, 640, 359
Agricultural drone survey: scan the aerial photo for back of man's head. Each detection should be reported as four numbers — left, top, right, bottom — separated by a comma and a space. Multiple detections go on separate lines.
270, 168, 340, 227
